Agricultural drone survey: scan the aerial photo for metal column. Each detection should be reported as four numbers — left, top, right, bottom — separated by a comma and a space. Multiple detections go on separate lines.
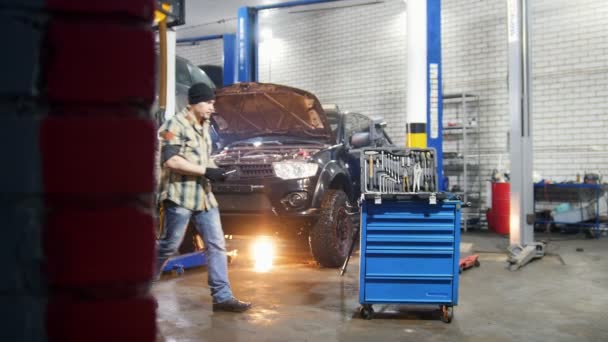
236, 6, 257, 82
223, 34, 236, 86
164, 28, 177, 121
406, 0, 428, 149
506, 0, 545, 270
406, 0, 444, 191
426, 0, 444, 190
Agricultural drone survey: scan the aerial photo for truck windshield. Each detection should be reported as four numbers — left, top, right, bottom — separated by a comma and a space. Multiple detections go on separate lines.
188, 63, 215, 89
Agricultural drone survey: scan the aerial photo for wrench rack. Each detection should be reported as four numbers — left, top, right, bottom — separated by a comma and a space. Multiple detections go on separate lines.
360, 147, 439, 196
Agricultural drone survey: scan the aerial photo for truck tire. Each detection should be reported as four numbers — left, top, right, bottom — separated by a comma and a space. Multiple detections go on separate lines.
309, 190, 354, 267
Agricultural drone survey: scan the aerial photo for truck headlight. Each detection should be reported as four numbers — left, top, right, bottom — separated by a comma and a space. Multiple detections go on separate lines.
272, 161, 319, 180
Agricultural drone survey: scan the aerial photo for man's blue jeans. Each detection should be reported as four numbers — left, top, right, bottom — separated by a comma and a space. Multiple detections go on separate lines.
156, 200, 233, 303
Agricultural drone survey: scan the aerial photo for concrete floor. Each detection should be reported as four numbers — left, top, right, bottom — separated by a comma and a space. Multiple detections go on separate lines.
153, 231, 608, 341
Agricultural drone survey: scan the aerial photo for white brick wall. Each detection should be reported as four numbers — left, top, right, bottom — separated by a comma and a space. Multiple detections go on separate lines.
442, 0, 608, 207
257, 1, 408, 142
176, 39, 223, 67
529, 0, 608, 181
176, 0, 608, 210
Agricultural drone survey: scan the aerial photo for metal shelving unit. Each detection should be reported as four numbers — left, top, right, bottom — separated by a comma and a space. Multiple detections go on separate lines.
533, 183, 607, 238
442, 93, 481, 231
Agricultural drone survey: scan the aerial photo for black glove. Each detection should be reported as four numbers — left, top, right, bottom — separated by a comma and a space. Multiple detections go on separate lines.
204, 167, 226, 182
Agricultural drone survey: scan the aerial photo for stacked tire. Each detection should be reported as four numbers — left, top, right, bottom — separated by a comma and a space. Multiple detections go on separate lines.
1, 1, 158, 341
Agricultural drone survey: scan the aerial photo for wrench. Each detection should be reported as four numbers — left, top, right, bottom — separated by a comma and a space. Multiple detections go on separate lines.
366, 151, 378, 191
426, 151, 434, 191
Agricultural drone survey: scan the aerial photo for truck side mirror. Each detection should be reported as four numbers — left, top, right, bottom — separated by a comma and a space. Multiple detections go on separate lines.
350, 132, 370, 148
370, 118, 386, 143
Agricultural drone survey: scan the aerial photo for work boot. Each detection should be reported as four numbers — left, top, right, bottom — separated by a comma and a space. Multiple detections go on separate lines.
212, 297, 252, 313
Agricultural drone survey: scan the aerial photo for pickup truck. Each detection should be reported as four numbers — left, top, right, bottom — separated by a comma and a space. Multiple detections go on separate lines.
210, 82, 393, 267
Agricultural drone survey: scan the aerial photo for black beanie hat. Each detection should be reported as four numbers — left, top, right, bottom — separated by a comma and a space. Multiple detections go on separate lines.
188, 83, 215, 104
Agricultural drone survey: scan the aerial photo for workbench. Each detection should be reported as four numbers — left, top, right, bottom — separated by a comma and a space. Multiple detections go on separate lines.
534, 183, 607, 238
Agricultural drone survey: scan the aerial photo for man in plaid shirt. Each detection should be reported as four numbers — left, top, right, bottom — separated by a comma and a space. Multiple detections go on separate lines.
156, 83, 251, 313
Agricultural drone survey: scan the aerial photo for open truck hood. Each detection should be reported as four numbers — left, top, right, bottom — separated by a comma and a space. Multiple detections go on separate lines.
213, 83, 333, 143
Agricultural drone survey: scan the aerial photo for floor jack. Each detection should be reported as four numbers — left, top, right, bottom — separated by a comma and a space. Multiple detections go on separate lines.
163, 250, 208, 276
459, 254, 480, 273
161, 227, 208, 275
162, 237, 238, 275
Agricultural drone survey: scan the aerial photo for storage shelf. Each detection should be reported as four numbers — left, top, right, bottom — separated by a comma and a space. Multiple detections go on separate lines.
442, 93, 482, 232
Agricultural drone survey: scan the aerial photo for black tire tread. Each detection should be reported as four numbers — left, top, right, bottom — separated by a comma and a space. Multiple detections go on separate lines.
309, 190, 353, 268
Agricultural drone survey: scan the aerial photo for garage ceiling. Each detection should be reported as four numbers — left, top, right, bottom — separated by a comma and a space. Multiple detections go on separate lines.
176, 0, 382, 39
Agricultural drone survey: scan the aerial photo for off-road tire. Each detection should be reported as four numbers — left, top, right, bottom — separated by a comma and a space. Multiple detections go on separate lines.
309, 190, 355, 267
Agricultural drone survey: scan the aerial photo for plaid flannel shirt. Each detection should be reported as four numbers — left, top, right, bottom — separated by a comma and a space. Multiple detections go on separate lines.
157, 108, 218, 211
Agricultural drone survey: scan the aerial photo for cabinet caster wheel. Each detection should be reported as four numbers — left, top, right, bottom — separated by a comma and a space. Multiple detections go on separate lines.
172, 265, 184, 276
441, 305, 454, 323
440, 305, 453, 323
359, 305, 374, 320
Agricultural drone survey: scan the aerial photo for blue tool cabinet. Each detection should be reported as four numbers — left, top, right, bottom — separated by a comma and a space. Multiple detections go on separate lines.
358, 197, 461, 323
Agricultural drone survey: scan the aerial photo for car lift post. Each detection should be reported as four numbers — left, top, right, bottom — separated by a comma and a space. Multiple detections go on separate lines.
405, 0, 444, 190
155, 2, 177, 122
506, 0, 545, 270
236, 0, 345, 83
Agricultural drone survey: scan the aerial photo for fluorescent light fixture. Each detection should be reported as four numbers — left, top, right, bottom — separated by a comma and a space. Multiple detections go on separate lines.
260, 28, 273, 42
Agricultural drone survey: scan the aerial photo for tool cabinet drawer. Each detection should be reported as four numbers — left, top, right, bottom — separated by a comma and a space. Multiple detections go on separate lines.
363, 277, 454, 303
367, 210, 454, 226
366, 235, 454, 249
365, 250, 455, 277
366, 220, 455, 233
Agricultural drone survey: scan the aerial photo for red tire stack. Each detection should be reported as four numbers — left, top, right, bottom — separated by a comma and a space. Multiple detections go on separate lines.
1, 1, 158, 341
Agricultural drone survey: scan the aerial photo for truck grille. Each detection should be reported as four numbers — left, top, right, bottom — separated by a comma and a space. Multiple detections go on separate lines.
238, 164, 274, 178
215, 193, 272, 211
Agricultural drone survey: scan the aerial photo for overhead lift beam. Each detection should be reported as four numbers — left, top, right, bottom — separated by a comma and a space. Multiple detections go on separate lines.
236, 0, 344, 82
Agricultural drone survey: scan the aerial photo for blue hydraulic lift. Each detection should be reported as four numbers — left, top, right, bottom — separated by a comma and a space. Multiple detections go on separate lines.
426, 0, 444, 189
164, 0, 446, 274
162, 250, 208, 275
236, 0, 344, 83
162, 1, 346, 275
237, 0, 444, 189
